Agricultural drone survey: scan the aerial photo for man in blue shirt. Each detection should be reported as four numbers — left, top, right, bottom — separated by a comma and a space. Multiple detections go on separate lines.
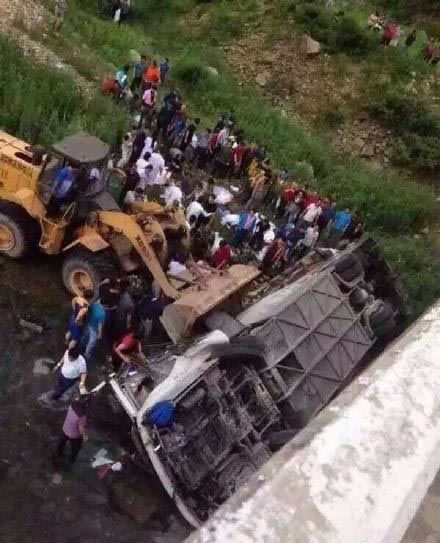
47, 165, 74, 217
83, 298, 106, 359
131, 55, 146, 92
330, 207, 352, 244
159, 58, 170, 83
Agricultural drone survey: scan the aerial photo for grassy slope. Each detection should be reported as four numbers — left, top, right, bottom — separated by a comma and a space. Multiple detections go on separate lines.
4, 0, 440, 318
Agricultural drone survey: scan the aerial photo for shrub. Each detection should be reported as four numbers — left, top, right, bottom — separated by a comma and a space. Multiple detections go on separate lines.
322, 104, 345, 127
369, 83, 440, 173
174, 58, 208, 87
334, 16, 377, 56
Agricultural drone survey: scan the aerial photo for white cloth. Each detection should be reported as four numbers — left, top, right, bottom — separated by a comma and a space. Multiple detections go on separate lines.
302, 226, 319, 248
136, 157, 149, 179
163, 185, 182, 206
213, 185, 233, 205
186, 201, 210, 221
168, 260, 188, 275
303, 203, 322, 223
60, 350, 86, 379
141, 136, 155, 157
155, 168, 171, 186
221, 213, 240, 226
149, 152, 165, 182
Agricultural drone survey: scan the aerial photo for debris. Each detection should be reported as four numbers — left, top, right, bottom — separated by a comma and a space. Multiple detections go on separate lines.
33, 358, 54, 376
51, 473, 63, 485
92, 456, 114, 468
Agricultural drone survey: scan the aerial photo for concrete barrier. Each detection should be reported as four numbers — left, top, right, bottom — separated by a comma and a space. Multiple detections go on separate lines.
187, 301, 440, 543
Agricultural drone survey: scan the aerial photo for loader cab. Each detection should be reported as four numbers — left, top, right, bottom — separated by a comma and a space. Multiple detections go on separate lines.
38, 132, 111, 203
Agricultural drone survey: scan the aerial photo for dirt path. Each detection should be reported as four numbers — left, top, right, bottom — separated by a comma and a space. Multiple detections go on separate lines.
0, 0, 93, 94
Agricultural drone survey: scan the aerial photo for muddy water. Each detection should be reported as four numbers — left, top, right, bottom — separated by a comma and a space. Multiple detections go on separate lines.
0, 257, 190, 543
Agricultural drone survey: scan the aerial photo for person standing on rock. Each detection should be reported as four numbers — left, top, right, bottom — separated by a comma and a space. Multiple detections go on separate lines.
55, 394, 91, 464
54, 0, 68, 31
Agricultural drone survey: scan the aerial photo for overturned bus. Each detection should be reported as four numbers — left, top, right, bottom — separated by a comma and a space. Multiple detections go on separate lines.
109, 235, 404, 527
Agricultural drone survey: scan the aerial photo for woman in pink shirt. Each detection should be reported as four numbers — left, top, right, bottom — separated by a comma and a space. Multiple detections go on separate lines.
56, 395, 90, 464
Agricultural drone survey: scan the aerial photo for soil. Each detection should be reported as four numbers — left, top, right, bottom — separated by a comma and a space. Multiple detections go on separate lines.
223, 32, 395, 166
0, 257, 190, 543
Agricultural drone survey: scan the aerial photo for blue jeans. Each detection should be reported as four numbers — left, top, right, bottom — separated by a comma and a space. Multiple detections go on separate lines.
84, 326, 98, 359
52, 373, 78, 400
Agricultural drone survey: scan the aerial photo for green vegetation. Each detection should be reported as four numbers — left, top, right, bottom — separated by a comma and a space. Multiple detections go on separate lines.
0, 36, 128, 147
3, 0, 440, 318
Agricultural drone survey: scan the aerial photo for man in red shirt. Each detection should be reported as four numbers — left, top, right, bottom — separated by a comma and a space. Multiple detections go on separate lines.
212, 240, 231, 269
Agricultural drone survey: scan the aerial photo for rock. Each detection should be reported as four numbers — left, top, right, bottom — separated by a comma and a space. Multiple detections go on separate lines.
206, 66, 219, 77
255, 73, 268, 87
280, 109, 288, 118
51, 473, 63, 485
353, 138, 364, 149
33, 358, 54, 376
301, 34, 321, 56
413, 234, 420, 240
83, 491, 109, 507
361, 144, 375, 158
421, 227, 430, 235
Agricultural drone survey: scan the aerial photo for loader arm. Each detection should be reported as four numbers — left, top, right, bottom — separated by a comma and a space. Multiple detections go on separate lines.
97, 211, 180, 300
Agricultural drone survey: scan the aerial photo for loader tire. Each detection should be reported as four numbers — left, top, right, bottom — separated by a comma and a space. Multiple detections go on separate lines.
0, 200, 40, 258
62, 248, 117, 297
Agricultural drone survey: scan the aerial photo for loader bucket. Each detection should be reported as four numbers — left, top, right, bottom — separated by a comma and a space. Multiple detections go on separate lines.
160, 264, 260, 343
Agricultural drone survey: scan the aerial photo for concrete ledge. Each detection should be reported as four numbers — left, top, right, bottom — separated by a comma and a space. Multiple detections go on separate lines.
187, 301, 440, 543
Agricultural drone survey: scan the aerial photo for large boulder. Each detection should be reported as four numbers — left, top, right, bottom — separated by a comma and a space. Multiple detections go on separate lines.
301, 34, 321, 56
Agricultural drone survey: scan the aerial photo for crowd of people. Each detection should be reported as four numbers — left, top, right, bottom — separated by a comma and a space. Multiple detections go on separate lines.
367, 10, 440, 62
51, 55, 368, 465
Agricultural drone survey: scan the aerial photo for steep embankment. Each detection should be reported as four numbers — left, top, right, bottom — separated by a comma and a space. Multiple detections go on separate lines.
0, 0, 439, 318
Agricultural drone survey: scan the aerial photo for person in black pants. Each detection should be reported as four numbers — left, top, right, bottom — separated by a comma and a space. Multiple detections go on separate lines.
56, 396, 90, 464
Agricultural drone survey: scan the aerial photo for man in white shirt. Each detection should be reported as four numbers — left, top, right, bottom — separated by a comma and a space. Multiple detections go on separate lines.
149, 151, 165, 184
51, 345, 87, 400
186, 198, 211, 222
300, 199, 322, 227
162, 179, 182, 207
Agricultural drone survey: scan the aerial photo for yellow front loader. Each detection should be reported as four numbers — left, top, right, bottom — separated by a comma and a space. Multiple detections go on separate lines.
0, 131, 259, 341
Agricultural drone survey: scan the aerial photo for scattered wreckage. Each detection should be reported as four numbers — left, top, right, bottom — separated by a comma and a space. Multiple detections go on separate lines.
110, 235, 404, 527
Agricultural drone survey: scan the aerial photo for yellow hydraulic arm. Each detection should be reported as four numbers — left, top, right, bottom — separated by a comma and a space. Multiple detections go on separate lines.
97, 211, 180, 300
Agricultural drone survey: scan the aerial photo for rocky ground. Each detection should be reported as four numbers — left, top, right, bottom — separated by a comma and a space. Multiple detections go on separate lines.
223, 32, 396, 167
0, 258, 189, 543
